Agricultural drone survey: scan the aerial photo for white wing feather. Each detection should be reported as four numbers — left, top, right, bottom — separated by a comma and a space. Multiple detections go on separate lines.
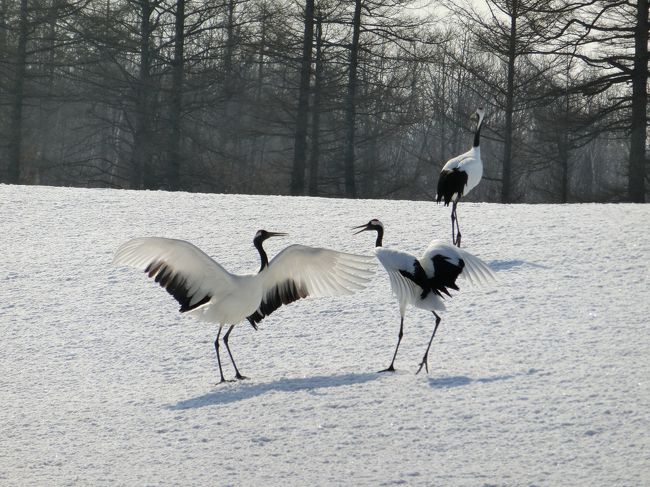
422, 240, 495, 286
113, 237, 235, 309
264, 244, 376, 298
374, 247, 424, 311
441, 150, 472, 172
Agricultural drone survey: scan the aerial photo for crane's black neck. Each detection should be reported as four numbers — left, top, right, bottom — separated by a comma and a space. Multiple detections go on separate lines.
374, 226, 384, 247
473, 118, 483, 148
254, 238, 269, 272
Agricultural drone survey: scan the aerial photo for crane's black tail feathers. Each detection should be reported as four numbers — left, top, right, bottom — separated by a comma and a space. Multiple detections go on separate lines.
436, 168, 468, 206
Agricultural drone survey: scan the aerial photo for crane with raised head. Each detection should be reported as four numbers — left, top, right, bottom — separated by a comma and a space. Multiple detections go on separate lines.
436, 107, 485, 247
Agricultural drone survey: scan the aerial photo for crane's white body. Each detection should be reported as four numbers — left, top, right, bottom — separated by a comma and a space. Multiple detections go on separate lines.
356, 217, 495, 373
375, 239, 494, 316
375, 247, 446, 314
113, 237, 376, 326
436, 108, 485, 247
440, 146, 483, 200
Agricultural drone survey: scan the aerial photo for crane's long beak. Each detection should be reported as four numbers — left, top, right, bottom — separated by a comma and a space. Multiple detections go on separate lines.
266, 231, 288, 238
352, 224, 370, 234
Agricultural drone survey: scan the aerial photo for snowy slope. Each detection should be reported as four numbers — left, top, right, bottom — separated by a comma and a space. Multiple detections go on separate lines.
1, 184, 648, 486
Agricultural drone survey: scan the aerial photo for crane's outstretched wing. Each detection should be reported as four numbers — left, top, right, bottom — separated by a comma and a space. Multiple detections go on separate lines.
247, 245, 375, 325
113, 237, 235, 312
374, 247, 429, 311
422, 240, 495, 287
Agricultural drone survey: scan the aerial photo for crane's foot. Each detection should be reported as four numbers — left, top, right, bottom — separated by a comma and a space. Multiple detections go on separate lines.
415, 357, 429, 375
378, 365, 396, 373
216, 378, 236, 385
235, 373, 249, 380
455, 233, 462, 248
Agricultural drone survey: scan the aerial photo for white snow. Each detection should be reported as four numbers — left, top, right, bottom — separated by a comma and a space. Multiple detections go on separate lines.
1, 184, 649, 486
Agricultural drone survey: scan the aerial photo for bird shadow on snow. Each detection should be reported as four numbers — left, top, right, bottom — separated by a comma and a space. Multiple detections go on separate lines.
428, 368, 542, 389
168, 372, 379, 409
488, 259, 549, 271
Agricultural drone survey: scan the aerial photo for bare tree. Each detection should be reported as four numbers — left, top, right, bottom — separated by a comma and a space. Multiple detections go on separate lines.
6, 0, 28, 183
545, 0, 648, 201
290, 0, 314, 195
342, 0, 362, 198
166, 0, 184, 190
308, 7, 323, 196
443, 0, 566, 202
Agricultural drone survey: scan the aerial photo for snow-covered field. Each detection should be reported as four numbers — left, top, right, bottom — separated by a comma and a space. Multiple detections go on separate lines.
1, 184, 648, 486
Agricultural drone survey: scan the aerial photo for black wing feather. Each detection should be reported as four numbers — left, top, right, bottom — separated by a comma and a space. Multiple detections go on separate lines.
247, 279, 309, 326
428, 255, 465, 297
144, 260, 212, 313
437, 168, 468, 206
398, 255, 465, 300
398, 259, 431, 299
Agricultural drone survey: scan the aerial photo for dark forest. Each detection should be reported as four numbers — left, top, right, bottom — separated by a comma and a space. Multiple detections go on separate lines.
0, 0, 647, 202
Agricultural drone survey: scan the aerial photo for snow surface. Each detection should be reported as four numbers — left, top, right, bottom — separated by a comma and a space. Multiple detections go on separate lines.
1, 184, 649, 486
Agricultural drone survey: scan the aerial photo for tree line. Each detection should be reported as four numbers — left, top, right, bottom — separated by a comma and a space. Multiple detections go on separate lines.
0, 0, 647, 202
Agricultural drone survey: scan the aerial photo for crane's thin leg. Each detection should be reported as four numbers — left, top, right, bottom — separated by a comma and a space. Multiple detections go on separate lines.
379, 316, 404, 373
452, 200, 462, 247
416, 312, 441, 375
223, 325, 248, 380
214, 325, 230, 384
450, 205, 456, 245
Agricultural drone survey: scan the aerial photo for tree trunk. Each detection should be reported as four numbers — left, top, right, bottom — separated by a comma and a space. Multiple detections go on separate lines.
0, 0, 7, 54
501, 0, 517, 203
248, 3, 268, 189
343, 0, 362, 198
224, 0, 235, 81
167, 0, 185, 191
628, 0, 648, 202
34, 0, 59, 183
559, 57, 571, 203
7, 0, 28, 184
308, 11, 323, 197
558, 128, 569, 203
439, 56, 447, 164
223, 0, 245, 189
290, 0, 314, 195
256, 4, 267, 103
130, 0, 153, 189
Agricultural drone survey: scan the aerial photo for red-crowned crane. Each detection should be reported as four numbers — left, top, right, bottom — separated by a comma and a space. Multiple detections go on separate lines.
436, 107, 485, 247
354, 219, 494, 374
113, 230, 375, 383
